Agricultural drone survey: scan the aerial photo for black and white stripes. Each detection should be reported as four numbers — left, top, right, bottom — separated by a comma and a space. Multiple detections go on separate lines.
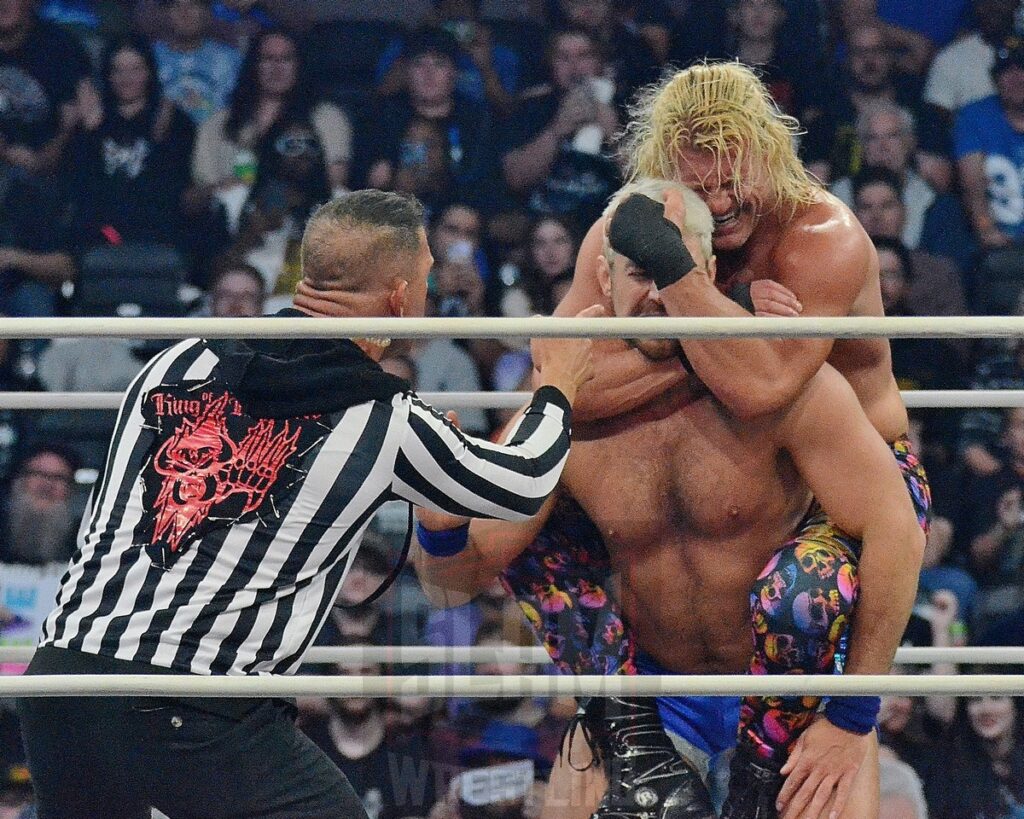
39, 342, 571, 676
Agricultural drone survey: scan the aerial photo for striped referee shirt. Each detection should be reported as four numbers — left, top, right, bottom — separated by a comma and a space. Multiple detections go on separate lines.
40, 333, 572, 676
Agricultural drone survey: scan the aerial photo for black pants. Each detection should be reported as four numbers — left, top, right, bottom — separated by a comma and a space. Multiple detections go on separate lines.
17, 647, 367, 819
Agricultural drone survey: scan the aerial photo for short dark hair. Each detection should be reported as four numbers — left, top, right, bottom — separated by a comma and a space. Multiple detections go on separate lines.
307, 190, 424, 252
209, 257, 266, 297
851, 165, 903, 200
301, 191, 425, 289
871, 235, 914, 281
12, 442, 81, 480
351, 531, 391, 577
405, 24, 461, 63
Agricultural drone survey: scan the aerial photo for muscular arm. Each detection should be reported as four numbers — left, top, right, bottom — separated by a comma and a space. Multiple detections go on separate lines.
547, 218, 688, 421
413, 493, 558, 608
781, 366, 925, 675
657, 208, 870, 419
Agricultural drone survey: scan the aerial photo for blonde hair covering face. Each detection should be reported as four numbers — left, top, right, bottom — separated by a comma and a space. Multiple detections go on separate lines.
621, 62, 820, 215
603, 178, 714, 264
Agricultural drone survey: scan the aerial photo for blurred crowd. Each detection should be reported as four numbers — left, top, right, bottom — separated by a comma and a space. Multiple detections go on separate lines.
1, 0, 1024, 816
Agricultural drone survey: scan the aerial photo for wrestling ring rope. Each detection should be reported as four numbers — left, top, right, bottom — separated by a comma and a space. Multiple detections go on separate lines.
3, 313, 1021, 699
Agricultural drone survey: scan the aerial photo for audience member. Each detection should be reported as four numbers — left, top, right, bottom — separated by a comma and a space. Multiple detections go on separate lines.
807, 21, 946, 184
878, 660, 952, 780
316, 534, 396, 647
188, 27, 351, 214
834, 104, 946, 244
854, 167, 971, 307
225, 117, 333, 304
874, 235, 966, 390
925, 0, 1018, 117
925, 694, 1024, 818
303, 657, 437, 819
430, 722, 548, 819
548, 0, 660, 101
0, 0, 94, 176
723, 0, 827, 133
500, 28, 620, 228
0, 444, 78, 566
133, 0, 297, 49
955, 35, 1024, 250
413, 256, 490, 435
611, 0, 674, 63
36, 332, 143, 394
873, 0, 968, 77
499, 215, 578, 318
0, 332, 33, 483
376, 0, 521, 117
153, 0, 241, 126
429, 203, 488, 287
877, 755, 929, 819
960, 410, 1024, 626
364, 26, 497, 217
962, 339, 1024, 477
70, 36, 195, 250
203, 257, 265, 317
429, 622, 563, 770
0, 167, 74, 319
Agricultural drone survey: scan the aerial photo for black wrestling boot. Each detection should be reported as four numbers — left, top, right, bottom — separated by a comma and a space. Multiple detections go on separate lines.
580, 696, 716, 819
719, 743, 785, 819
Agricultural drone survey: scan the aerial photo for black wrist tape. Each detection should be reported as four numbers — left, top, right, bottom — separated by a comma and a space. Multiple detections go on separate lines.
729, 282, 754, 312
608, 195, 695, 289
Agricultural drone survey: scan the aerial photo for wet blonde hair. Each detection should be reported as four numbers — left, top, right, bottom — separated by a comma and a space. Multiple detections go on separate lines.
621, 62, 820, 214
602, 178, 713, 263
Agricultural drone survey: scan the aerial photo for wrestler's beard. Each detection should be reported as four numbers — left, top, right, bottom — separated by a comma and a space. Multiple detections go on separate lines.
5, 494, 75, 564
627, 308, 682, 361
629, 337, 682, 361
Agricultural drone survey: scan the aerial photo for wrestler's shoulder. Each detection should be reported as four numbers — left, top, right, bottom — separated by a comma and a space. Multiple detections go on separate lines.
771, 191, 873, 268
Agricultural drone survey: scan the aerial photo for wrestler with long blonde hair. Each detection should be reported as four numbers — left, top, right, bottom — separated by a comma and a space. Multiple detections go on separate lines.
535, 62, 925, 819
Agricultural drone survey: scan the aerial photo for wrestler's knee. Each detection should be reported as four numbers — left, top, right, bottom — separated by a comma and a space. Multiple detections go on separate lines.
752, 539, 858, 634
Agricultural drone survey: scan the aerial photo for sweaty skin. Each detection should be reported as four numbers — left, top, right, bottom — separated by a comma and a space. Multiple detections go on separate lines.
557, 185, 908, 445
417, 358, 916, 818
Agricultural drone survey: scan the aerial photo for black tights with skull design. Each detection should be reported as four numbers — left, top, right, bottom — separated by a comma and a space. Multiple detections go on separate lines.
740, 435, 931, 761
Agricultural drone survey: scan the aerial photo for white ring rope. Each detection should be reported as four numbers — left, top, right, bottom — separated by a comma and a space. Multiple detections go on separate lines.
2, 390, 1023, 411
3, 315, 1024, 340
2, 315, 1014, 698
0, 673, 1021, 698
0, 646, 1014, 666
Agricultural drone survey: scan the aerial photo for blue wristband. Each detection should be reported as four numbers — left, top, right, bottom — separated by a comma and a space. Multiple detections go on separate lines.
415, 521, 470, 557
824, 696, 881, 735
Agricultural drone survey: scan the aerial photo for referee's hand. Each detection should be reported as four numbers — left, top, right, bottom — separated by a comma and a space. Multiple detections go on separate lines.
533, 304, 604, 404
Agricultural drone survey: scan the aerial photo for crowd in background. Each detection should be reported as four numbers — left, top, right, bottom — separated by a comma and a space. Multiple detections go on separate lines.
1, 0, 1024, 816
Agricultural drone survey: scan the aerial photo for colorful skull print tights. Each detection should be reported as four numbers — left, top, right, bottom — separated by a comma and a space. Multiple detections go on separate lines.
501, 436, 931, 762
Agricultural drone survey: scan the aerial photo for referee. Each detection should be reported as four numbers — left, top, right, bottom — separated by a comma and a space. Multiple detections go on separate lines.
18, 190, 600, 819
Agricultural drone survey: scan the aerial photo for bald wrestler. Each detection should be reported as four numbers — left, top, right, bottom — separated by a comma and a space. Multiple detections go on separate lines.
415, 181, 926, 819
541, 63, 930, 819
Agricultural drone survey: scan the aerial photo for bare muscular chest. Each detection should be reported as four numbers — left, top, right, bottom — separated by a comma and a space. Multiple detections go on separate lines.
564, 397, 807, 550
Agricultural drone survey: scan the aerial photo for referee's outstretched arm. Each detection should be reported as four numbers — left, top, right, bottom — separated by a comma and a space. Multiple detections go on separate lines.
394, 304, 604, 521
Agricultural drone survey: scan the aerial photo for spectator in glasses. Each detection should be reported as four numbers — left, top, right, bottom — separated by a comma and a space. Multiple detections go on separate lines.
0, 444, 79, 566
187, 27, 351, 215
222, 119, 332, 306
